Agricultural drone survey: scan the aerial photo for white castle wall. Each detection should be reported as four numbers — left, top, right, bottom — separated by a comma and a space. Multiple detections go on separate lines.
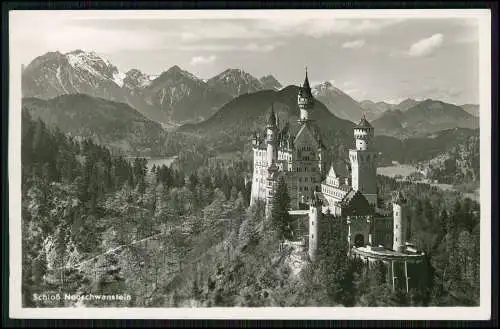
349, 149, 378, 207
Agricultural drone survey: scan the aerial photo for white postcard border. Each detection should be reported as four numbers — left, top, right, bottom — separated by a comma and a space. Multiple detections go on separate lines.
8, 9, 492, 320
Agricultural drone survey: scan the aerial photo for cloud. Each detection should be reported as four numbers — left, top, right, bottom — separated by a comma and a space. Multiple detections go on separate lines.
190, 55, 217, 65
180, 22, 268, 42
408, 33, 444, 57
175, 42, 283, 53
255, 18, 405, 38
342, 39, 365, 49
243, 42, 282, 53
177, 19, 403, 42
10, 14, 166, 65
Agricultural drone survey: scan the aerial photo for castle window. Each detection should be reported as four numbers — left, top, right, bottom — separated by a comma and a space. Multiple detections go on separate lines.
312, 221, 314, 226
396, 211, 399, 216
312, 234, 314, 239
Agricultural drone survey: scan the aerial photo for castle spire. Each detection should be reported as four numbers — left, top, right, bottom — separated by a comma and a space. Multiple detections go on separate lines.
302, 66, 312, 97
267, 103, 277, 127
298, 67, 314, 121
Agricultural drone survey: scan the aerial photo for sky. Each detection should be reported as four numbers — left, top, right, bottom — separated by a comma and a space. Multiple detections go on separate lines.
10, 10, 482, 104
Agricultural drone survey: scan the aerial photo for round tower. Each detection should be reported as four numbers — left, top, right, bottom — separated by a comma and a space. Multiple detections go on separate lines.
308, 192, 323, 262
297, 67, 314, 122
349, 114, 378, 207
392, 190, 407, 253
266, 106, 278, 167
354, 114, 374, 151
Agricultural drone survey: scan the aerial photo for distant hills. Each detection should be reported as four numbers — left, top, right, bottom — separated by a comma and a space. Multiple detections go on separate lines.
22, 49, 480, 129
459, 104, 480, 117
370, 99, 479, 139
312, 81, 369, 123
178, 86, 480, 165
374, 127, 479, 165
21, 89, 480, 167
179, 85, 355, 155
21, 49, 481, 163
360, 98, 421, 118
22, 94, 169, 157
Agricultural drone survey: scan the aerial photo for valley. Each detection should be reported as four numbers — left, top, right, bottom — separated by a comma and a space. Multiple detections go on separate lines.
377, 162, 480, 201
124, 156, 178, 170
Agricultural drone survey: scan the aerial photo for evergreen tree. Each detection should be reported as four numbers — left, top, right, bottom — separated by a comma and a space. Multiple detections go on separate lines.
270, 176, 293, 241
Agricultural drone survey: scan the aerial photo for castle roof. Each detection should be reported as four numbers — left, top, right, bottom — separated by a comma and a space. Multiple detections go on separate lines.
293, 121, 326, 149
356, 114, 373, 129
340, 190, 373, 215
267, 106, 277, 127
298, 68, 313, 99
328, 160, 351, 179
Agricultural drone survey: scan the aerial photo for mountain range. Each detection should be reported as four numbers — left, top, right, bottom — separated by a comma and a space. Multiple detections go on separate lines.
360, 98, 421, 117
370, 99, 479, 139
21, 85, 480, 168
21, 49, 481, 158
311, 81, 371, 123
22, 51, 284, 126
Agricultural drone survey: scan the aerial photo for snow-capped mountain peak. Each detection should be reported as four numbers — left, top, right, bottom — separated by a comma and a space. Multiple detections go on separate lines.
64, 49, 125, 86
312, 81, 343, 96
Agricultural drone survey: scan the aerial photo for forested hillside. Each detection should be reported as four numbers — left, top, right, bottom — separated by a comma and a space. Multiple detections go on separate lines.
22, 95, 170, 157
423, 135, 480, 185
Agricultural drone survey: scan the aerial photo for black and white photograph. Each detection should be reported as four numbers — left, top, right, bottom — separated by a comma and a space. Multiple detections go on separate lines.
8, 9, 491, 320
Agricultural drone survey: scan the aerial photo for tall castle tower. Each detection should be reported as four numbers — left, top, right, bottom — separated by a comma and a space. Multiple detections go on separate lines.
297, 67, 314, 122
308, 192, 323, 261
349, 115, 378, 207
266, 106, 278, 167
392, 191, 407, 252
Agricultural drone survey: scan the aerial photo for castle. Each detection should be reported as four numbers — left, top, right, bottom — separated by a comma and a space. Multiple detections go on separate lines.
250, 70, 425, 292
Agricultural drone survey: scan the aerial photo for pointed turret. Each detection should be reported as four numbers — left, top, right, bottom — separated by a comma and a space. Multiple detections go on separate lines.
267, 104, 277, 128
300, 67, 313, 98
298, 67, 314, 122
356, 113, 373, 129
353, 112, 374, 151
266, 104, 278, 166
